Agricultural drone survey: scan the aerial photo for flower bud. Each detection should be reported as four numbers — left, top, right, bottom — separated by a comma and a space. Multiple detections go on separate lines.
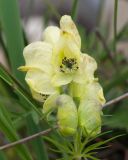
42, 94, 59, 119
78, 82, 105, 137
78, 99, 102, 137
57, 94, 78, 136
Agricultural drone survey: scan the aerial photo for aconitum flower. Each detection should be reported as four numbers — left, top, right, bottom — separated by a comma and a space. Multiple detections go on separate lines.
19, 15, 97, 102
19, 15, 106, 137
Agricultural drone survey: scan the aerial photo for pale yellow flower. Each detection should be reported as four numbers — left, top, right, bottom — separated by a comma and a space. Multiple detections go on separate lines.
19, 15, 106, 137
19, 15, 97, 102
44, 15, 97, 86
44, 15, 81, 86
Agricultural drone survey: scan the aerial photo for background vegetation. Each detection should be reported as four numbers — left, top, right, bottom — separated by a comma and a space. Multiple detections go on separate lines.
0, 0, 128, 159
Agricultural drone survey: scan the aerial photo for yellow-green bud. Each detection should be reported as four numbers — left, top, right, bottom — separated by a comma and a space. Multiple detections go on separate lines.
42, 94, 59, 119
78, 99, 102, 137
57, 94, 78, 136
78, 82, 105, 137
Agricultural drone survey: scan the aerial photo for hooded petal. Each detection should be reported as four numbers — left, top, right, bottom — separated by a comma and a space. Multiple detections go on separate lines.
20, 41, 52, 74
52, 31, 81, 68
57, 94, 78, 136
51, 34, 81, 86
25, 69, 57, 95
60, 15, 81, 48
63, 35, 81, 60
43, 26, 60, 45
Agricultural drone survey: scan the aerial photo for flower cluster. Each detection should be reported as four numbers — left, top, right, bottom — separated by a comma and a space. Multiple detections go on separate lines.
19, 15, 106, 137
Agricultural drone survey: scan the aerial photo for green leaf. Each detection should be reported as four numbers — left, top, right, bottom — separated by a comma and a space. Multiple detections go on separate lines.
0, 152, 7, 160
0, 0, 25, 83
44, 136, 72, 154
0, 104, 32, 160
71, 0, 79, 20
49, 147, 62, 153
81, 130, 113, 153
87, 130, 113, 144
0, 64, 43, 117
0, 31, 10, 65
83, 134, 123, 154
26, 115, 48, 160
0, 65, 13, 86
0, 79, 11, 98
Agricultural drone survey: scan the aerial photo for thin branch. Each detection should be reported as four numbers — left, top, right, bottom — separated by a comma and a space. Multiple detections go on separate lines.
103, 92, 128, 108
0, 126, 57, 151
94, 29, 114, 61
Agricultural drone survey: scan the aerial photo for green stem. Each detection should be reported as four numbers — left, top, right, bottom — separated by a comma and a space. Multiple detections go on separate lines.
73, 129, 83, 160
71, 0, 79, 21
113, 0, 118, 54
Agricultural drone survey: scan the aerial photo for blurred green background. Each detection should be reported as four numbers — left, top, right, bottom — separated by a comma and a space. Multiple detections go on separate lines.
0, 0, 128, 159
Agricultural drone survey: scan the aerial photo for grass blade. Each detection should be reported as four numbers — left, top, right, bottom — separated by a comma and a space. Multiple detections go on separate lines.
83, 134, 124, 154
0, 0, 25, 82
71, 0, 79, 21
113, 0, 118, 54
0, 64, 43, 117
0, 104, 32, 160
27, 115, 49, 160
